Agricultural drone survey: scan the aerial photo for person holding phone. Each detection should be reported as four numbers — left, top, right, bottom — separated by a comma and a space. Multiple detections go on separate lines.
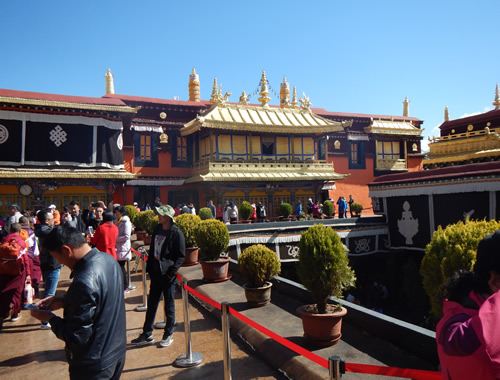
31, 225, 126, 380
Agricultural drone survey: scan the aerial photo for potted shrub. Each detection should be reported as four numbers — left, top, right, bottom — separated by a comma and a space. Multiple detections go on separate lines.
322, 200, 335, 218
239, 201, 253, 223
279, 202, 293, 221
296, 224, 356, 346
238, 244, 281, 307
195, 219, 230, 282
199, 207, 212, 220
350, 202, 363, 217
175, 213, 201, 266
420, 218, 500, 318
134, 210, 158, 244
124, 205, 139, 226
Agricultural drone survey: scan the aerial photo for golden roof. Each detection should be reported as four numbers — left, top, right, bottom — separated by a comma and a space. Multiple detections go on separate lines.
364, 119, 422, 136
181, 103, 347, 136
425, 129, 500, 165
184, 161, 347, 183
0, 168, 136, 179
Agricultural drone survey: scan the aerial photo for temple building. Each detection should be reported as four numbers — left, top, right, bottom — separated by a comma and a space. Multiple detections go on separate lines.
369, 85, 500, 251
0, 88, 136, 213
107, 69, 424, 215
424, 85, 500, 168
0, 68, 425, 216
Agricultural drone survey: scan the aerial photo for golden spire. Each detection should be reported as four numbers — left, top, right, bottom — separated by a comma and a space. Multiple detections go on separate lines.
104, 68, 115, 95
280, 76, 290, 108
210, 77, 218, 104
493, 84, 500, 110
403, 96, 410, 117
188, 68, 200, 102
258, 71, 271, 107
444, 106, 449, 121
291, 86, 298, 109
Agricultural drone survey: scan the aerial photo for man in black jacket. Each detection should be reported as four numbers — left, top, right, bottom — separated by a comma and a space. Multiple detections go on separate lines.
31, 225, 126, 380
35, 209, 61, 329
131, 204, 185, 347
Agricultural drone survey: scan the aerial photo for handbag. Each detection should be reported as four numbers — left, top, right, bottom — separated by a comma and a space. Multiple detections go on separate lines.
0, 239, 23, 276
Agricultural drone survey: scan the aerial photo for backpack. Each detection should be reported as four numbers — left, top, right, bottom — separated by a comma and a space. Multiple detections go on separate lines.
0, 239, 23, 276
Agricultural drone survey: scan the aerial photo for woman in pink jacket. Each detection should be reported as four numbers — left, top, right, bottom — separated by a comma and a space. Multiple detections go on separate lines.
436, 230, 500, 379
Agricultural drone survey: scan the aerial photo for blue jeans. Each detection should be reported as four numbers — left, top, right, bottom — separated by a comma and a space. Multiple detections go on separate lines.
42, 268, 61, 298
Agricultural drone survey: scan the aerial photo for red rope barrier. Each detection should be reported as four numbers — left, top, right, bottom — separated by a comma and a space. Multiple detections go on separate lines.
345, 362, 442, 380
175, 273, 442, 379
228, 306, 329, 369
131, 247, 148, 261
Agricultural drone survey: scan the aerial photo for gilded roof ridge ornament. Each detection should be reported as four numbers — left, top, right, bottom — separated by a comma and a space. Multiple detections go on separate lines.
291, 86, 298, 109
299, 92, 312, 111
104, 68, 115, 95
188, 68, 200, 102
210, 77, 219, 104
239, 91, 249, 105
493, 84, 500, 110
280, 76, 291, 108
444, 106, 450, 121
258, 71, 271, 107
403, 96, 410, 117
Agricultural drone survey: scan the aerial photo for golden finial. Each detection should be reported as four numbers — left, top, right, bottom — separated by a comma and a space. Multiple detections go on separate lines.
291, 86, 298, 109
444, 106, 449, 121
403, 96, 410, 117
258, 71, 271, 107
239, 91, 248, 105
280, 76, 290, 108
299, 92, 311, 110
493, 84, 500, 110
188, 68, 200, 102
104, 68, 115, 95
210, 77, 218, 104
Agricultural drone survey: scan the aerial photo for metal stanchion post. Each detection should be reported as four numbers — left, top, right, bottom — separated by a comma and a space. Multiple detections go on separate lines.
221, 302, 232, 380
175, 280, 203, 367
134, 248, 148, 312
126, 259, 136, 291
329, 356, 343, 380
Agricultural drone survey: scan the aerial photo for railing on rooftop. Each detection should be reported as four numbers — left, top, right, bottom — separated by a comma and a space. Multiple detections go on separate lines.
429, 127, 499, 143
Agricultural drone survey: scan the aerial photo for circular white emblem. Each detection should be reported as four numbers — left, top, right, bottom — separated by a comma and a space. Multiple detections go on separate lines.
117, 133, 123, 150
0, 125, 9, 144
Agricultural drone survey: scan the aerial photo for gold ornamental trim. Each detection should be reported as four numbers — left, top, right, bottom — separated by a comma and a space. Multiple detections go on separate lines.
184, 160, 348, 183
0, 96, 139, 114
0, 169, 136, 180
424, 149, 500, 165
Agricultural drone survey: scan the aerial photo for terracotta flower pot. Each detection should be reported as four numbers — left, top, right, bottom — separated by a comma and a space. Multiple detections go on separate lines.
243, 281, 272, 307
182, 247, 199, 267
135, 231, 147, 241
200, 257, 231, 282
296, 305, 347, 347
142, 235, 152, 245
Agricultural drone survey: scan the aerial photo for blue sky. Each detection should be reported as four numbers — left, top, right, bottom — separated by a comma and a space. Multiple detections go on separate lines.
2, 1, 499, 151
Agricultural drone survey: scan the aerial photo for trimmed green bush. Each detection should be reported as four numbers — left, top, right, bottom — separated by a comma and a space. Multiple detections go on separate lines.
134, 210, 158, 234
350, 202, 363, 215
420, 218, 500, 317
175, 213, 201, 248
124, 205, 139, 225
195, 219, 229, 261
279, 202, 293, 218
238, 244, 281, 288
239, 201, 253, 220
199, 207, 213, 220
298, 224, 356, 313
322, 200, 334, 217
